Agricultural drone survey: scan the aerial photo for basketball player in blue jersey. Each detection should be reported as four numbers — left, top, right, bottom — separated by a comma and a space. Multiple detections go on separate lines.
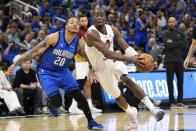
10, 17, 103, 130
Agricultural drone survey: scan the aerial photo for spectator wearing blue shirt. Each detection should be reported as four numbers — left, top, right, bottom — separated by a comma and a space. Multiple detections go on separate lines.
40, 1, 53, 18
118, 1, 130, 13
31, 16, 40, 33
4, 26, 26, 60
135, 11, 149, 51
124, 29, 137, 48
49, 20, 64, 34
50, 0, 63, 7
24, 12, 33, 24
10, 9, 24, 30
53, 8, 67, 24
148, 1, 158, 14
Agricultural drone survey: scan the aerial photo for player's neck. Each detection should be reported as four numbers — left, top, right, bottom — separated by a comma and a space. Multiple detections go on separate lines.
95, 25, 106, 35
65, 30, 76, 44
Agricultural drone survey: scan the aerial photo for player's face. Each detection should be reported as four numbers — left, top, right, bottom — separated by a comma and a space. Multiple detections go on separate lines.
93, 10, 106, 28
79, 17, 88, 28
66, 17, 79, 33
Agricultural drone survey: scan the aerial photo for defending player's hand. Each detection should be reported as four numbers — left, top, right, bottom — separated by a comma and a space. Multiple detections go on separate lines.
184, 57, 190, 69
130, 54, 145, 67
88, 75, 99, 83
88, 68, 99, 83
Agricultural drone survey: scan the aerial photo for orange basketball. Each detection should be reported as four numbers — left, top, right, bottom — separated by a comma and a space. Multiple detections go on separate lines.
136, 53, 155, 73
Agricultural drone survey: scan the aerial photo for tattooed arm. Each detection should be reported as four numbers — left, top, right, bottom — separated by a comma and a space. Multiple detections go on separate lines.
184, 39, 196, 68
13, 33, 59, 66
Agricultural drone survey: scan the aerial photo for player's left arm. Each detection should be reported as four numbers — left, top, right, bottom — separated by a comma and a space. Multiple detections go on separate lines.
187, 39, 196, 58
111, 26, 138, 57
77, 39, 99, 83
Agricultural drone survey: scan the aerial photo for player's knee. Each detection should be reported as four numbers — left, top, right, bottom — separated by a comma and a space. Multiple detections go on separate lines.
48, 93, 62, 108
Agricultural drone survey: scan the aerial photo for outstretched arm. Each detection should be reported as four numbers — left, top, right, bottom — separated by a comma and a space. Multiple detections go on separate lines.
14, 33, 58, 66
14, 38, 49, 66
85, 29, 143, 66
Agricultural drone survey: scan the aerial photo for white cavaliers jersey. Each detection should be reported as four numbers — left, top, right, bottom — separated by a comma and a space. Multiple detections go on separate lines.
85, 24, 115, 71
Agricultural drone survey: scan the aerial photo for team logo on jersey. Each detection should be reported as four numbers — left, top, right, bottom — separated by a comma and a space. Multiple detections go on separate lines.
70, 45, 75, 49
60, 43, 64, 47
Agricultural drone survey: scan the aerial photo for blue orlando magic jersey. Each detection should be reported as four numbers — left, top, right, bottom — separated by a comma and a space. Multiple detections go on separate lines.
38, 31, 79, 71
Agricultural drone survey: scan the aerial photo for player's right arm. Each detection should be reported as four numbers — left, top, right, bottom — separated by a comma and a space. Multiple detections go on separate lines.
85, 29, 144, 67
11, 33, 58, 69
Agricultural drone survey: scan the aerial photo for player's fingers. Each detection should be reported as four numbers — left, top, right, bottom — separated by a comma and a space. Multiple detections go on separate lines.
138, 57, 145, 60
136, 62, 145, 67
88, 77, 93, 83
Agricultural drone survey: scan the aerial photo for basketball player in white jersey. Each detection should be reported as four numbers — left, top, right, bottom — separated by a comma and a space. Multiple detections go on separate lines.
85, 9, 165, 128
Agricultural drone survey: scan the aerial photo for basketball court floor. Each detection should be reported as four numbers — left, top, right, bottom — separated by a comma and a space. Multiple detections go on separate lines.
0, 108, 196, 131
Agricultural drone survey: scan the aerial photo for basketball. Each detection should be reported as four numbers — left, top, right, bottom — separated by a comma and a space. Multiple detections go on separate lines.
136, 53, 155, 73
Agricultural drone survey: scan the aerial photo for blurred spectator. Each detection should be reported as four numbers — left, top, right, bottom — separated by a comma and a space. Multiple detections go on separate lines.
21, 23, 35, 42
148, 0, 158, 14
52, 7, 66, 24
4, 26, 26, 55
10, 9, 25, 30
107, 13, 115, 26
120, 21, 130, 38
107, 0, 116, 13
124, 29, 137, 49
0, 31, 8, 50
6, 20, 22, 38
75, 4, 86, 17
22, 34, 33, 50
41, 16, 53, 34
0, 10, 9, 32
148, 37, 163, 68
176, 0, 186, 11
37, 30, 46, 42
31, 15, 41, 32
0, 48, 10, 72
50, 20, 64, 34
14, 60, 42, 115
157, 11, 166, 28
40, 1, 53, 18
0, 70, 25, 116
118, 0, 130, 13
95, 0, 107, 11
24, 12, 33, 23
135, 11, 149, 51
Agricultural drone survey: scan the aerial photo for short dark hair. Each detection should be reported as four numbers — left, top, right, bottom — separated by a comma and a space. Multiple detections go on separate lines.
65, 16, 77, 25
78, 14, 87, 20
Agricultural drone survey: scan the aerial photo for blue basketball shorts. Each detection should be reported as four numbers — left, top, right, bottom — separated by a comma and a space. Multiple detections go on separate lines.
37, 68, 79, 98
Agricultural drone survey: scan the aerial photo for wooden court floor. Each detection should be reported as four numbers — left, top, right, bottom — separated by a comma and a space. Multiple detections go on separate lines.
0, 108, 196, 131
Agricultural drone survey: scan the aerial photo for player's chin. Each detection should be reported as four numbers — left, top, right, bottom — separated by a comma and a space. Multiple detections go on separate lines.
71, 30, 78, 33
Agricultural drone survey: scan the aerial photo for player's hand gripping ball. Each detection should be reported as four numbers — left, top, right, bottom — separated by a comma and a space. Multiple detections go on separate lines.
136, 53, 155, 73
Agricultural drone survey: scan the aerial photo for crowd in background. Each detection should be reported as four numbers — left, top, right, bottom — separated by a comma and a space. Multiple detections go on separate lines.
0, 0, 196, 116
